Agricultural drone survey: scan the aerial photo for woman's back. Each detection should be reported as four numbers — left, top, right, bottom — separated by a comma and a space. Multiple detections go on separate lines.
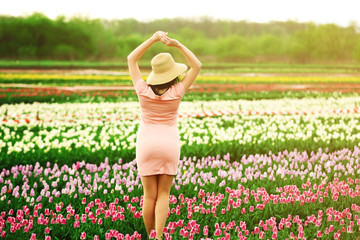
134, 79, 186, 126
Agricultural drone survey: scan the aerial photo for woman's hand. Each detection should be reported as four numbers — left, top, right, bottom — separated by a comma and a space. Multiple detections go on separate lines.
128, 31, 168, 83
160, 35, 180, 47
152, 31, 168, 42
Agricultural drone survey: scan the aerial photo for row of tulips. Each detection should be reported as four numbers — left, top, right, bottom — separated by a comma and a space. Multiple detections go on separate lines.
1, 73, 360, 85
2, 87, 355, 105
0, 63, 357, 73
2, 97, 360, 167
0, 88, 133, 98
2, 82, 359, 96
2, 96, 360, 117
0, 147, 359, 239
2, 107, 360, 123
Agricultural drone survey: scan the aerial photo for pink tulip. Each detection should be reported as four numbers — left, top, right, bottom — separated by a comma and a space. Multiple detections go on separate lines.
134, 211, 141, 218
80, 232, 86, 239
263, 224, 269, 231
149, 230, 156, 239
214, 228, 222, 236
272, 232, 277, 239
334, 233, 341, 239
221, 222, 226, 229
105, 233, 111, 240
279, 223, 284, 230
56, 205, 61, 212
203, 226, 208, 235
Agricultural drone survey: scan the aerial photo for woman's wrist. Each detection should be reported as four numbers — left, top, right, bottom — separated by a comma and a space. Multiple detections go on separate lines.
175, 41, 183, 48
149, 35, 158, 43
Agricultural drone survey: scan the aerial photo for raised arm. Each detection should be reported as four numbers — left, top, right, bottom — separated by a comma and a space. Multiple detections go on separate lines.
160, 35, 202, 91
127, 31, 167, 85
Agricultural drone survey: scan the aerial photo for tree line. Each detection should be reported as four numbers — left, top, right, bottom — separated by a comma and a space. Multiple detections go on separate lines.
0, 12, 359, 63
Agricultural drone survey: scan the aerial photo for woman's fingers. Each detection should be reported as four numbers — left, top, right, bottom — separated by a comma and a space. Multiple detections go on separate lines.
160, 36, 170, 45
159, 35, 173, 46
154, 31, 168, 41
163, 36, 171, 43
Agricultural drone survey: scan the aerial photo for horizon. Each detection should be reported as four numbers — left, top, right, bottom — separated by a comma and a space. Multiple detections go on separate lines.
0, 0, 359, 28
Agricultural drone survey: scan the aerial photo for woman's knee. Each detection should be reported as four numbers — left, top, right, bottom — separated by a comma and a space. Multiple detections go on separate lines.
144, 192, 157, 203
141, 176, 158, 201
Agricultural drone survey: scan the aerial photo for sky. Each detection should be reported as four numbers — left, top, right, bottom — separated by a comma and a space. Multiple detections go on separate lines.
1, 0, 359, 27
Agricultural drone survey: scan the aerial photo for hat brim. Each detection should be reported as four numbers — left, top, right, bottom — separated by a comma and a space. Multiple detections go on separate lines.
147, 63, 187, 85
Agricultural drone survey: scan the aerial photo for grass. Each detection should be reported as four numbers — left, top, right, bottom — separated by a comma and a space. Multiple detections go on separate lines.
1, 59, 360, 73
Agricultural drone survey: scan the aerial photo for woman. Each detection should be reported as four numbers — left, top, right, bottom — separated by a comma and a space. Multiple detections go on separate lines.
127, 31, 201, 239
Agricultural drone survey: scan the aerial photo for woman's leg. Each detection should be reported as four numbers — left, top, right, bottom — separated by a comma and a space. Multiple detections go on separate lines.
140, 175, 158, 236
155, 174, 174, 239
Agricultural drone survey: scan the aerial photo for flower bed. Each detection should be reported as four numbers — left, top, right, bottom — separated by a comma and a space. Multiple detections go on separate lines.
0, 148, 359, 239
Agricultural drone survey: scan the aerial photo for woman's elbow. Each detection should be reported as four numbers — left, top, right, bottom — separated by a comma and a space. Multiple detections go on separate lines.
127, 54, 136, 63
195, 61, 202, 70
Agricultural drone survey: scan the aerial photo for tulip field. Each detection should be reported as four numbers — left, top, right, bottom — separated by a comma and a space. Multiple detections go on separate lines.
1, 68, 360, 240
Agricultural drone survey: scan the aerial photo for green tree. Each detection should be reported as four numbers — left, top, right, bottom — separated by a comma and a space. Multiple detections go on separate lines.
215, 35, 253, 61
288, 22, 317, 63
0, 14, 359, 62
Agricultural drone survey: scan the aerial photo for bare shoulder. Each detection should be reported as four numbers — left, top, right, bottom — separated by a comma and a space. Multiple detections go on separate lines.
178, 80, 187, 92
132, 78, 141, 85
132, 78, 145, 88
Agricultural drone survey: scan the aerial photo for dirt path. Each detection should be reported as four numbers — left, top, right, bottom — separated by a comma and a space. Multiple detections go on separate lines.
2, 69, 360, 92
2, 68, 360, 77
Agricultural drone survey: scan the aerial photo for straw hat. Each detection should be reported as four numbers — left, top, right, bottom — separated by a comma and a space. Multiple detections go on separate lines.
147, 53, 187, 85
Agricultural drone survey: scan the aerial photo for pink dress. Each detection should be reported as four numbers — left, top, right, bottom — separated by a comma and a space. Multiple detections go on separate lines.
133, 78, 186, 176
